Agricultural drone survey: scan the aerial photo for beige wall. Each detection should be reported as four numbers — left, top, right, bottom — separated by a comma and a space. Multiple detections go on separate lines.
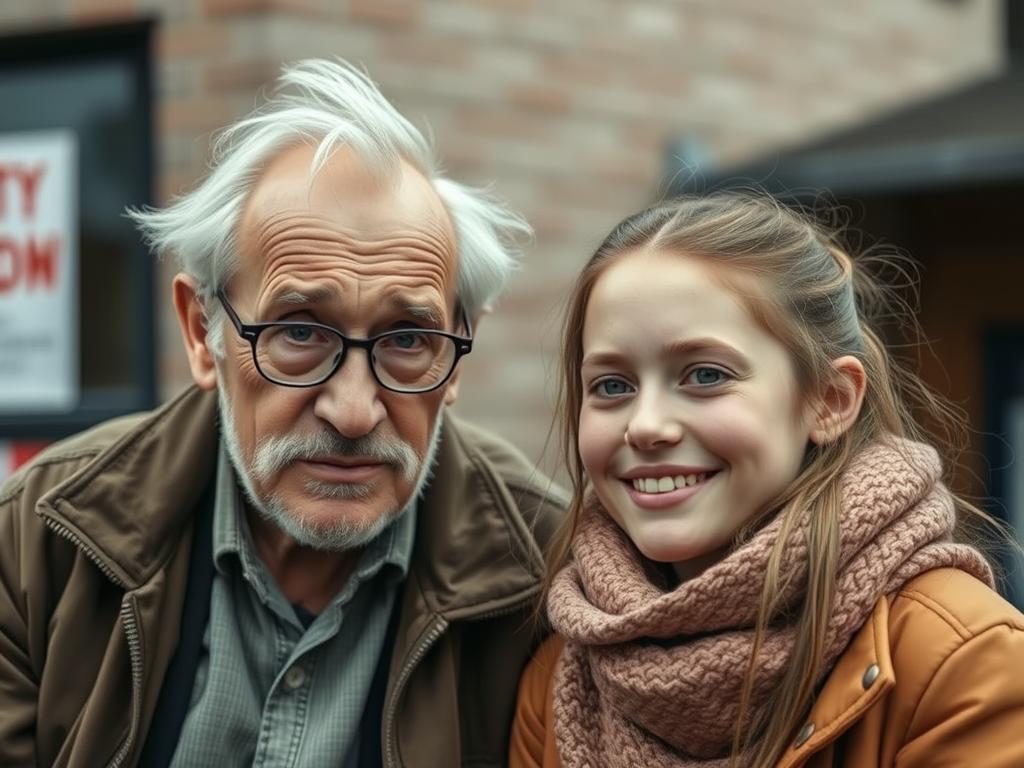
0, 0, 1006, 470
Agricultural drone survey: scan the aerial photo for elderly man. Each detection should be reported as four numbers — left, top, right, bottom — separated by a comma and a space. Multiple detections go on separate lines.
0, 60, 564, 767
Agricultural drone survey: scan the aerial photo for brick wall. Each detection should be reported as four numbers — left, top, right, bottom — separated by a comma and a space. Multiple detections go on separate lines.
0, 0, 1005, 471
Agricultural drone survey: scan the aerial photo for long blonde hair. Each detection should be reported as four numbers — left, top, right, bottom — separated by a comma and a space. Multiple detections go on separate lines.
545, 191, 999, 766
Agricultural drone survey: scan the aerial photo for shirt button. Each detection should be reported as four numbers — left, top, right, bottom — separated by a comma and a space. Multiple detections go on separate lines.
284, 665, 307, 690
794, 721, 815, 748
862, 663, 880, 689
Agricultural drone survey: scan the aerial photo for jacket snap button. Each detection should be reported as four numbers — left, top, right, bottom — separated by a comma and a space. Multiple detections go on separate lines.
794, 721, 815, 748
862, 663, 880, 689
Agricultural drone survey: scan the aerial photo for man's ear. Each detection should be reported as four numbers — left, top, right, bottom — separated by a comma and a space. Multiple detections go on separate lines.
443, 365, 461, 406
173, 273, 219, 391
808, 355, 867, 446
444, 307, 486, 406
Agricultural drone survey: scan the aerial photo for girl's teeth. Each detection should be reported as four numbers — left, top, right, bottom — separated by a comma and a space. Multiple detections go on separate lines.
632, 473, 713, 494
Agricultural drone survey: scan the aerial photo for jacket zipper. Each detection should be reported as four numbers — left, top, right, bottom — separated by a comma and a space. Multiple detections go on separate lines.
43, 517, 144, 768
382, 616, 447, 768
380, 592, 539, 768
107, 597, 144, 768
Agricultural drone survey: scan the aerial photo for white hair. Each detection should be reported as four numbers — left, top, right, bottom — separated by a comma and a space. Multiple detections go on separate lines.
128, 58, 531, 354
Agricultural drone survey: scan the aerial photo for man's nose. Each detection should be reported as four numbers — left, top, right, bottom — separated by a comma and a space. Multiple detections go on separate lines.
312, 348, 388, 439
624, 389, 684, 451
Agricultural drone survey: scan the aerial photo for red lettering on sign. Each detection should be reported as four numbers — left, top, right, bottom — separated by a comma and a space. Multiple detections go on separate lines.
0, 235, 60, 293
18, 165, 45, 219
0, 238, 20, 292
0, 163, 46, 220
26, 235, 59, 289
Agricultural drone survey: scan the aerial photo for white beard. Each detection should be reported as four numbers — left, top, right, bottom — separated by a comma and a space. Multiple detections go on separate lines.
216, 385, 444, 551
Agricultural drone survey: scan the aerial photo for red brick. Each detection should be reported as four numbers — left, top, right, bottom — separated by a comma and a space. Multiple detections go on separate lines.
69, 0, 136, 23
586, 153, 655, 186
159, 98, 234, 135
541, 54, 613, 88
347, 0, 419, 28
157, 22, 231, 59
379, 34, 469, 68
204, 0, 328, 17
457, 0, 534, 10
507, 83, 572, 114
455, 106, 552, 141
205, 59, 282, 92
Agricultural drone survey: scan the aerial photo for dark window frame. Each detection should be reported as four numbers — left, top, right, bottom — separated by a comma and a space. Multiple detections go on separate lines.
0, 20, 156, 439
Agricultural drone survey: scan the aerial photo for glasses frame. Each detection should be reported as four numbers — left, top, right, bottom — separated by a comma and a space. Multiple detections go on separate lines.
216, 289, 474, 393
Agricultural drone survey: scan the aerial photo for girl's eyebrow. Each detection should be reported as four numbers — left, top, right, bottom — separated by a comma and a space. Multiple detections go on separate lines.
582, 337, 751, 371
581, 349, 628, 369
661, 337, 749, 367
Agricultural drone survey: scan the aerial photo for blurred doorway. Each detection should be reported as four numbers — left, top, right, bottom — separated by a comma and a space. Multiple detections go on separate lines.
986, 329, 1024, 605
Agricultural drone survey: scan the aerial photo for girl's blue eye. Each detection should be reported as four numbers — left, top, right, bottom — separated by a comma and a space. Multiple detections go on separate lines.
687, 367, 727, 386
595, 378, 632, 397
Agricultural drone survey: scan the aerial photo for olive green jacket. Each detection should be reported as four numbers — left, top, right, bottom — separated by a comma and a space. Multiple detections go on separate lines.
0, 386, 565, 767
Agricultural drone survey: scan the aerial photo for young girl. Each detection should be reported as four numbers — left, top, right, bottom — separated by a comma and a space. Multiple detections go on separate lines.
510, 193, 1024, 767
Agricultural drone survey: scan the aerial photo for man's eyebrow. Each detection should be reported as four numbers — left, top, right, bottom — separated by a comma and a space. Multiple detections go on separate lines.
390, 298, 443, 327
271, 287, 339, 306
267, 290, 444, 326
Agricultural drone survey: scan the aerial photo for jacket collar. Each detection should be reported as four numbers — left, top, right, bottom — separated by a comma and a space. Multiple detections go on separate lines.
36, 387, 545, 613
404, 411, 548, 618
777, 595, 896, 767
36, 386, 219, 588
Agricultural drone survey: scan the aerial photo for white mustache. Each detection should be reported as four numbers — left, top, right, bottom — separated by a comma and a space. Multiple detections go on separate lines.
251, 429, 419, 484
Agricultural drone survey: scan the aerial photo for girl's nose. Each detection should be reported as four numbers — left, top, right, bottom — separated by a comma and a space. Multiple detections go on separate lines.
624, 392, 684, 450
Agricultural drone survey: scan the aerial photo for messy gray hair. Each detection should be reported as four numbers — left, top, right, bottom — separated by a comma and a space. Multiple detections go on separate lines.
128, 58, 531, 354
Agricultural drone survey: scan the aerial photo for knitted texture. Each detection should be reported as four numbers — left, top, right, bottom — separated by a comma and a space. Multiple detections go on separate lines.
548, 439, 994, 767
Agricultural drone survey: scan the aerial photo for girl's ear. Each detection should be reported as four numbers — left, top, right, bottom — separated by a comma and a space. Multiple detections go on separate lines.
809, 355, 867, 445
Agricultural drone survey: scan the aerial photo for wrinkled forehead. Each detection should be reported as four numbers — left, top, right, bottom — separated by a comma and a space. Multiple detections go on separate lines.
233, 143, 458, 298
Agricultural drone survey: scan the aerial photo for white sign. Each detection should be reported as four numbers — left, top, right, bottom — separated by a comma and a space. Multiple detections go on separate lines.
0, 131, 78, 413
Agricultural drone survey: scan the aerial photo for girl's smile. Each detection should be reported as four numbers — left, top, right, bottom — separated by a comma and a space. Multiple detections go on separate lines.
620, 466, 720, 509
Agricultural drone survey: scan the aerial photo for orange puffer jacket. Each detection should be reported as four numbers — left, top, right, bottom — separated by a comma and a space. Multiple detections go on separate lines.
511, 568, 1024, 767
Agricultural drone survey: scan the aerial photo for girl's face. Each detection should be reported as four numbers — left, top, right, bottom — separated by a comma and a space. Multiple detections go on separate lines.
578, 248, 815, 581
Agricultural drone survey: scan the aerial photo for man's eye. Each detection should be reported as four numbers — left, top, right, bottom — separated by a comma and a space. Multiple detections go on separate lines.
378, 332, 429, 352
685, 367, 728, 386
594, 378, 632, 397
285, 325, 315, 343
392, 332, 423, 350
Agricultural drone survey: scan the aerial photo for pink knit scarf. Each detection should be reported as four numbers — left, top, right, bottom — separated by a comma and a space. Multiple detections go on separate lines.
548, 440, 994, 767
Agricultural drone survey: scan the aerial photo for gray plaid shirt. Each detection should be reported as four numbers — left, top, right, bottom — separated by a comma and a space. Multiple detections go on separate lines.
169, 443, 415, 768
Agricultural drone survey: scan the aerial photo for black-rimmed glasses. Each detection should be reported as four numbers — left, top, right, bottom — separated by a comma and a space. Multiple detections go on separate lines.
216, 290, 473, 393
